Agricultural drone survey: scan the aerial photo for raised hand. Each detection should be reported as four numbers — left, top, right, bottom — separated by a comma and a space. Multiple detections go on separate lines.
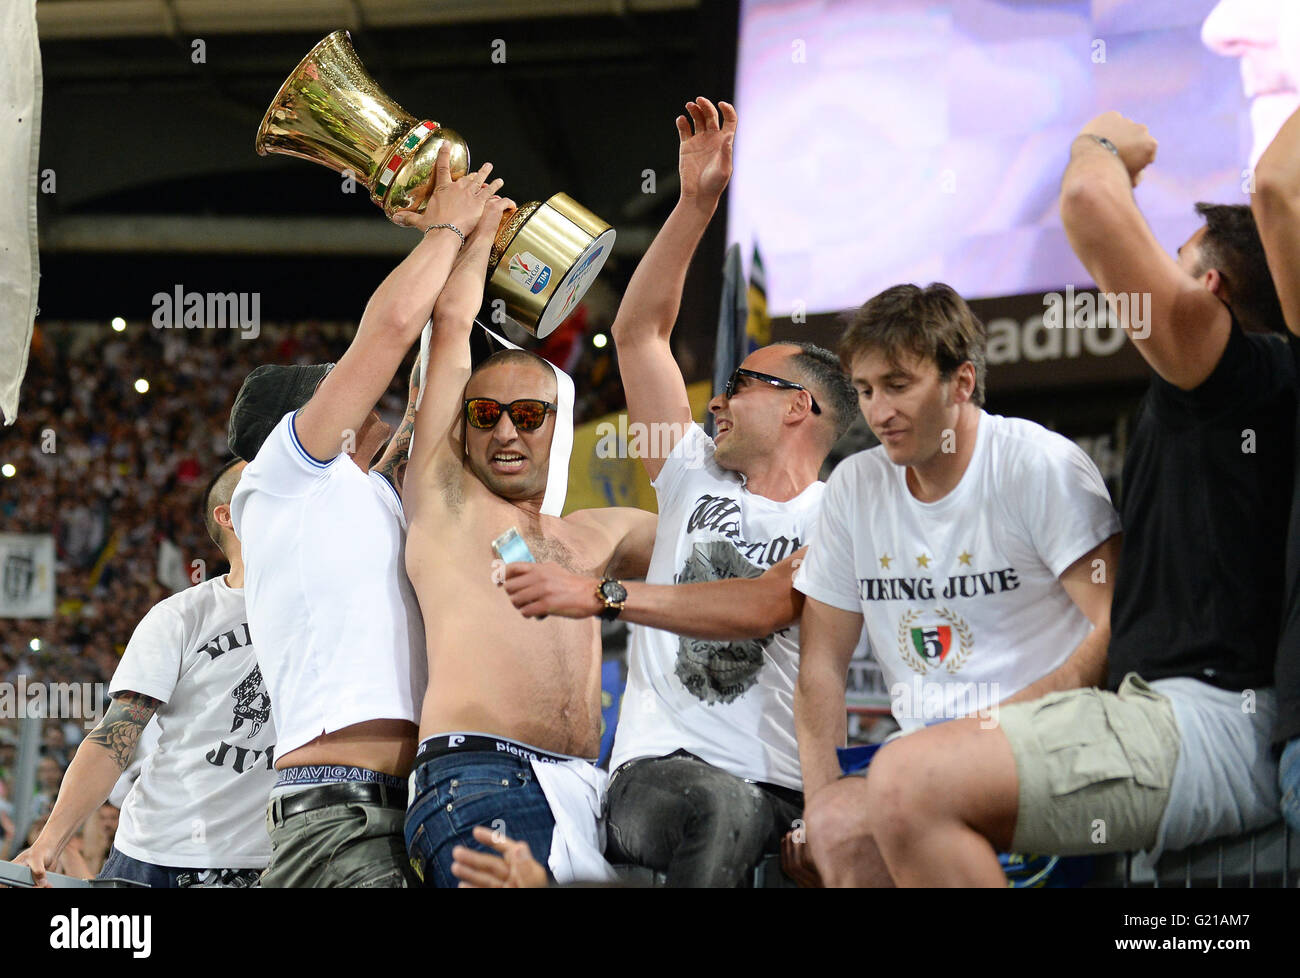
678, 97, 737, 207
1079, 111, 1158, 187
393, 142, 505, 239
431, 194, 516, 325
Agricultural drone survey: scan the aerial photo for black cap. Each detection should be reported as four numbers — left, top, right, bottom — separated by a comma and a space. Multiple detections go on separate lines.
228, 363, 333, 461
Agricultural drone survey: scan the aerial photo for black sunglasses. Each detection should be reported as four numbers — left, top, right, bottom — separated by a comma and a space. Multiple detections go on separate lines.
724, 368, 821, 415
464, 397, 558, 432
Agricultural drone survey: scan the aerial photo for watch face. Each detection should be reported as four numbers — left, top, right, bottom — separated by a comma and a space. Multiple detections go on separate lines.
601, 580, 628, 604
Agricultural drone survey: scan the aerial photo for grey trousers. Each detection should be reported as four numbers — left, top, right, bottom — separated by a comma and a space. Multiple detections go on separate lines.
260, 797, 413, 888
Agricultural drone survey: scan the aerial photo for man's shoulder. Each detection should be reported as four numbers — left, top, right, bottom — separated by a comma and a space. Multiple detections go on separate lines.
1242, 326, 1292, 357
1155, 322, 1296, 404
827, 445, 894, 491
983, 413, 1085, 474
655, 422, 730, 487
132, 577, 236, 643
1222, 325, 1296, 385
237, 412, 341, 487
151, 576, 223, 614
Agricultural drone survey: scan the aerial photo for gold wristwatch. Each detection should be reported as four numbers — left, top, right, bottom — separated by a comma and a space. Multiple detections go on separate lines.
596, 578, 627, 621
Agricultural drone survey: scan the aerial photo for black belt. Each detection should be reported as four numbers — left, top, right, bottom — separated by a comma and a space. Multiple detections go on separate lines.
269, 781, 408, 825
750, 779, 804, 810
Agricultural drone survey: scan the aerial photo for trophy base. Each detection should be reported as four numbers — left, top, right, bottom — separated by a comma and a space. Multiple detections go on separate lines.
534, 230, 616, 338
487, 194, 615, 339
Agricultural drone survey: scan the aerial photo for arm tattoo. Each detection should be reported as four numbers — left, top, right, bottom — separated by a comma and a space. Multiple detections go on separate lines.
375, 411, 416, 488
375, 365, 421, 489
85, 691, 160, 772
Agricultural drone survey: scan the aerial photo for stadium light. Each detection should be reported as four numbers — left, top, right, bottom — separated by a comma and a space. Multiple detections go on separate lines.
111, 317, 126, 331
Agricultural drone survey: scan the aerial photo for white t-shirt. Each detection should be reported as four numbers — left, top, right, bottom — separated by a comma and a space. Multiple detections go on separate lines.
230, 412, 427, 759
611, 424, 823, 790
109, 575, 275, 868
794, 411, 1121, 730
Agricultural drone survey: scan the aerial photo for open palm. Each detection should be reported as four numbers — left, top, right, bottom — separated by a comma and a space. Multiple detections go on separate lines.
678, 97, 737, 203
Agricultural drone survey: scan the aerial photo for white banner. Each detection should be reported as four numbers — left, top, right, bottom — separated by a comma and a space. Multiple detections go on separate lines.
0, 0, 42, 425
0, 532, 55, 618
156, 538, 190, 593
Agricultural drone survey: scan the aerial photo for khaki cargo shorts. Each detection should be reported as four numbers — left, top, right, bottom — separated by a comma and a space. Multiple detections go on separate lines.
997, 674, 1179, 855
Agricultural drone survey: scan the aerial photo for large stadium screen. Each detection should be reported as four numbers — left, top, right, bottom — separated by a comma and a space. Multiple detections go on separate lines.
729, 0, 1300, 316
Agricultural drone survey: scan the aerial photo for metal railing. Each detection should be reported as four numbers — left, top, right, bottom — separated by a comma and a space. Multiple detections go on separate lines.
1090, 820, 1297, 888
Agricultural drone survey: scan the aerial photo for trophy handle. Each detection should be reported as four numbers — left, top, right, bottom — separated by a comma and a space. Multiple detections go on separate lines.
379, 125, 471, 217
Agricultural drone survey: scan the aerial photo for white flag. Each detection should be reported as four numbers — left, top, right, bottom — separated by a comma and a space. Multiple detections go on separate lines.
156, 538, 190, 593
0, 532, 55, 618
0, 0, 41, 425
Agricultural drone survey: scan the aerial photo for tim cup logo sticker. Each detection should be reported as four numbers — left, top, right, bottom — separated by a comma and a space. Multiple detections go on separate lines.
508, 252, 552, 294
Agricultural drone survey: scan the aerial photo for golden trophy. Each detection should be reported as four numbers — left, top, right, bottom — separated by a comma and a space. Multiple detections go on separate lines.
256, 30, 614, 338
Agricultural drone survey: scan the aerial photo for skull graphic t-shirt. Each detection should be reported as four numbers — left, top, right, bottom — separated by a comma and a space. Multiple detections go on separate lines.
108, 575, 277, 868
610, 424, 823, 791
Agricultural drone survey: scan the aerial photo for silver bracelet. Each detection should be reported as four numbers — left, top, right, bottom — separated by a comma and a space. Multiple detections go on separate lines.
423, 223, 465, 246
1086, 134, 1120, 157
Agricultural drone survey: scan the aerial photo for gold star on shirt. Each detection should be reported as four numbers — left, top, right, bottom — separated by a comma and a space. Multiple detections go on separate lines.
880, 553, 892, 569
916, 553, 931, 568
957, 550, 973, 566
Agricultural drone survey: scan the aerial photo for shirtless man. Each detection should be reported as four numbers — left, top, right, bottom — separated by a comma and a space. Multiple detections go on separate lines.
402, 199, 658, 887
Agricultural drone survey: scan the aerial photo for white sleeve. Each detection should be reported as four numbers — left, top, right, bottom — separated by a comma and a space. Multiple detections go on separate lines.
792, 463, 863, 613
233, 411, 337, 514
108, 600, 185, 705
650, 423, 715, 512
1008, 432, 1122, 578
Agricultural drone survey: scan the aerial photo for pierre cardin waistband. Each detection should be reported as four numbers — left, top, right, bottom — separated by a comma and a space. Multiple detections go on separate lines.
415, 732, 592, 768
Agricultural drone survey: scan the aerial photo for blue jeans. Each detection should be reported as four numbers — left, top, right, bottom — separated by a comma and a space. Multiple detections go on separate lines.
98, 846, 185, 888
1281, 737, 1300, 834
404, 751, 556, 888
